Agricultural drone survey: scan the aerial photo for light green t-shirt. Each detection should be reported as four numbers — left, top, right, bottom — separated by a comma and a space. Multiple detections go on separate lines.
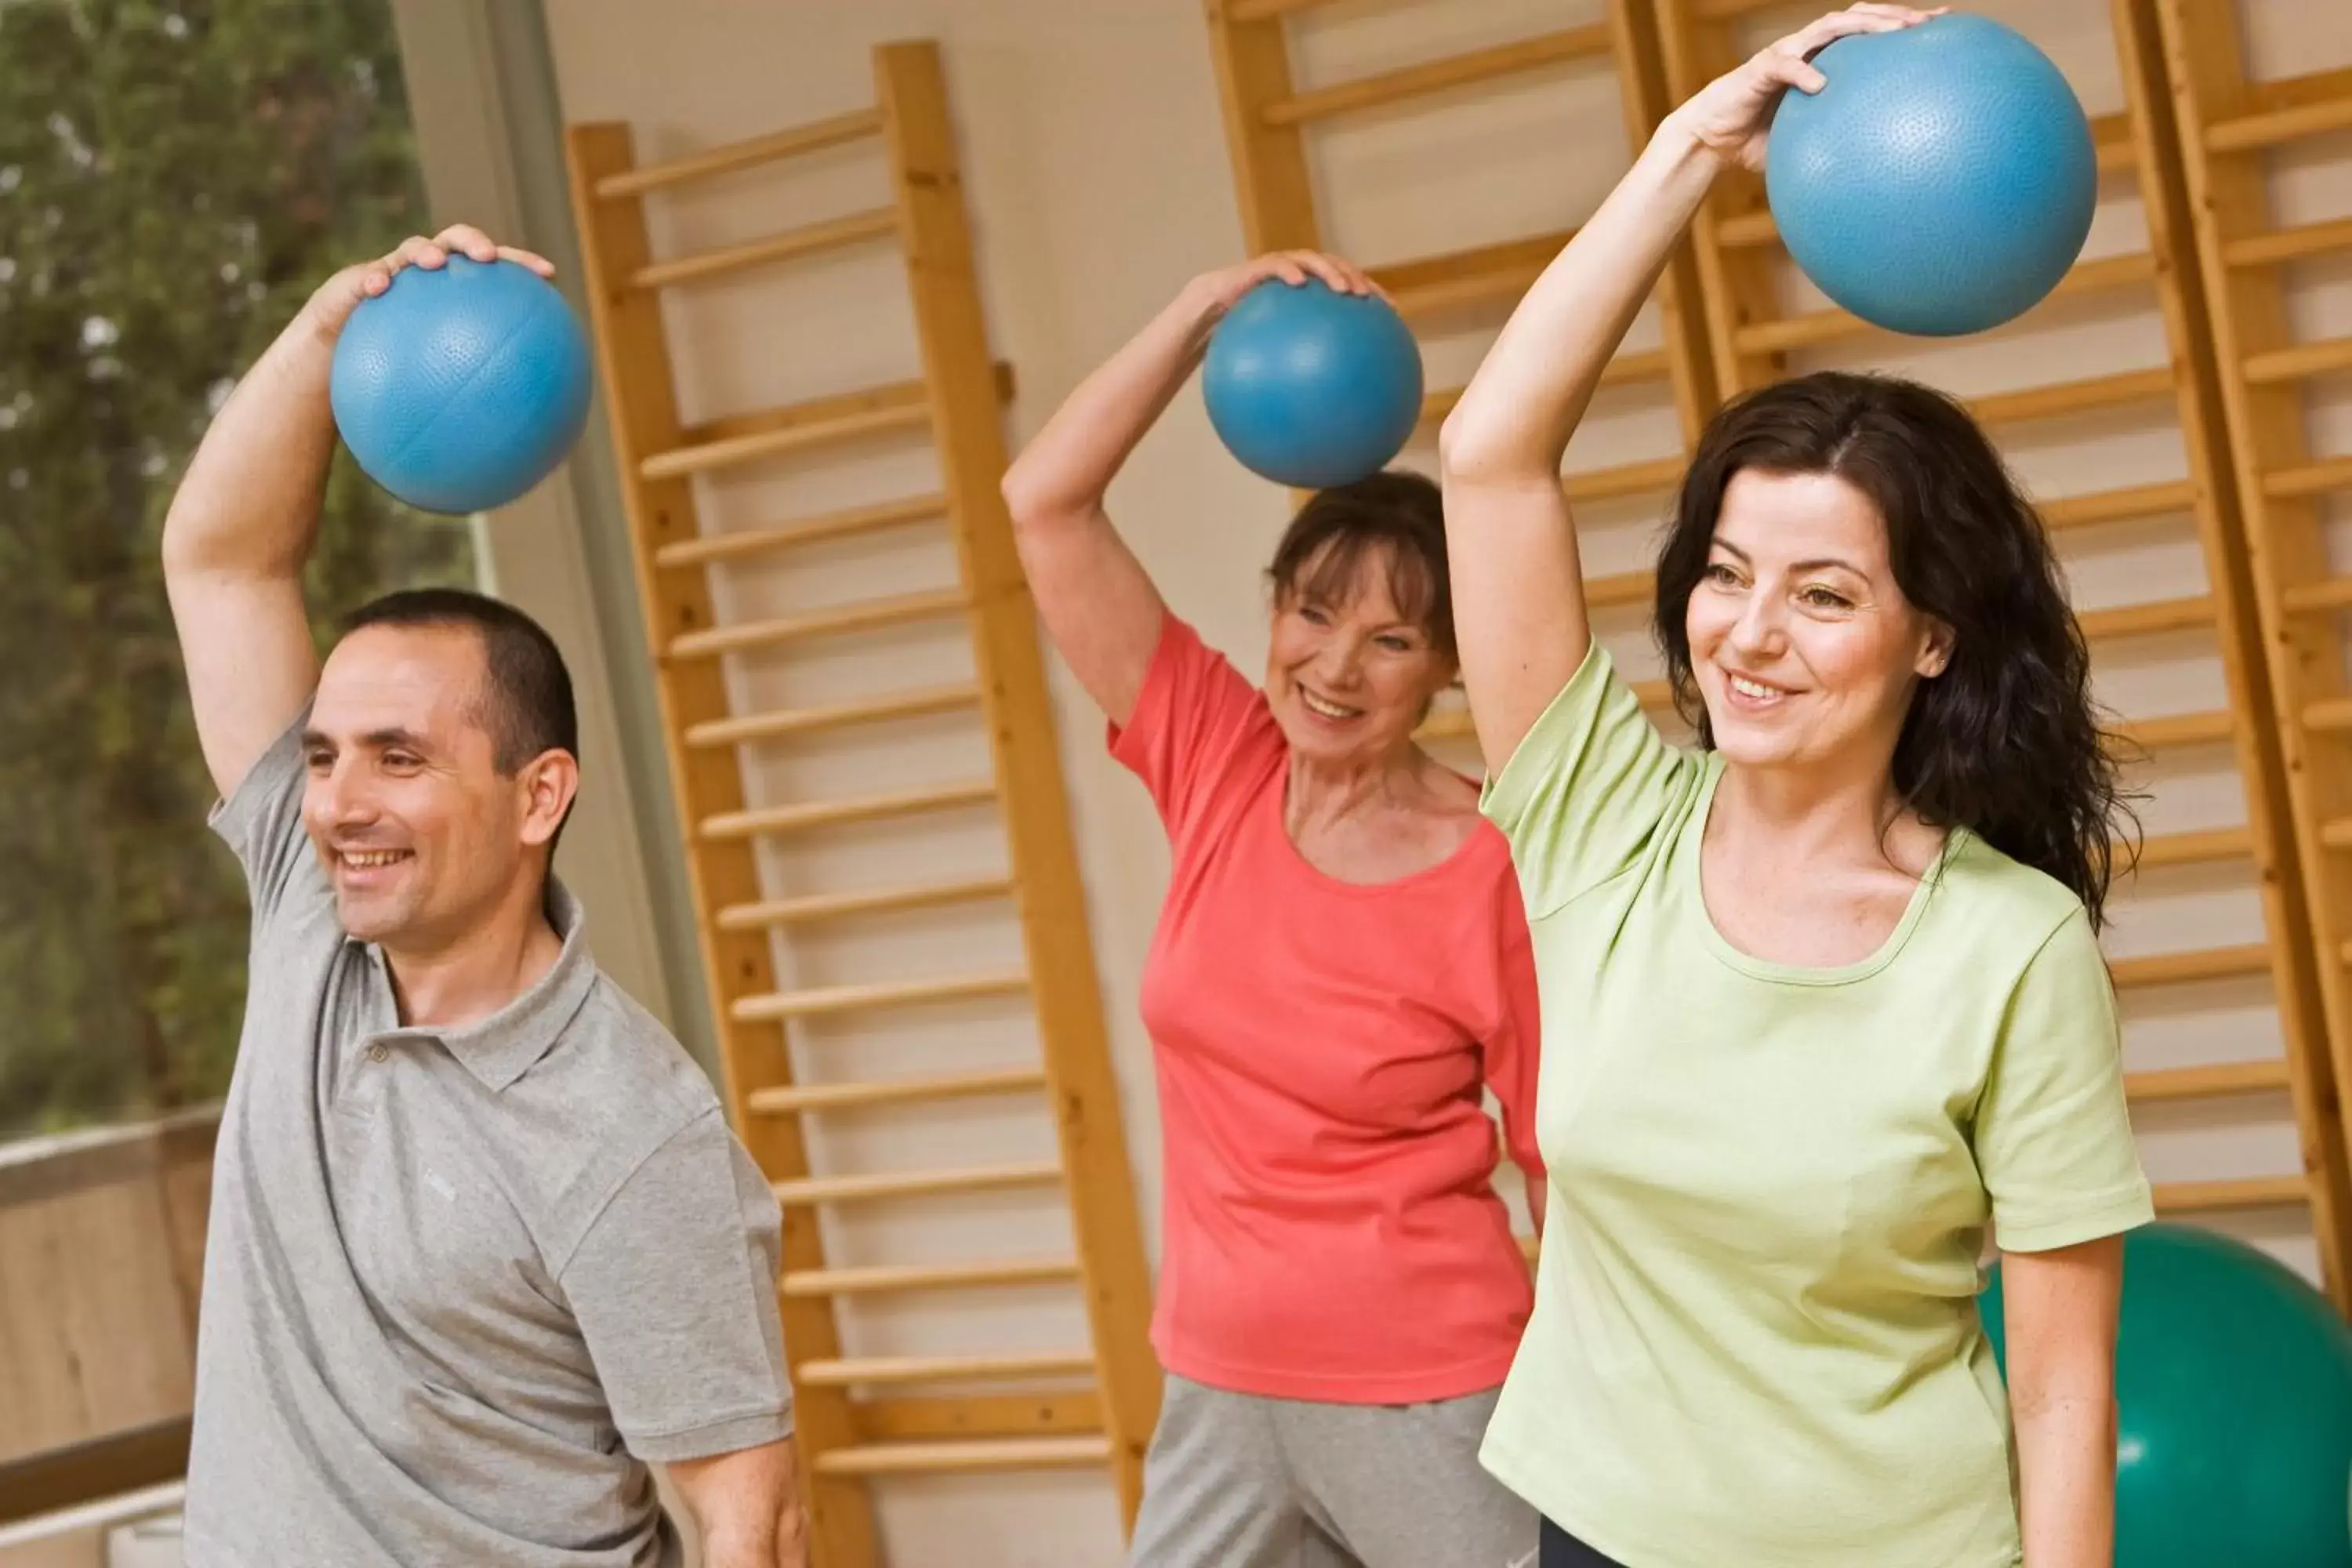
1479, 643, 2154, 1568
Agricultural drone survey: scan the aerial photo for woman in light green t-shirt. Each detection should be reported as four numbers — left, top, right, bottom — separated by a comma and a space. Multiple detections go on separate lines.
1436, 6, 2154, 1567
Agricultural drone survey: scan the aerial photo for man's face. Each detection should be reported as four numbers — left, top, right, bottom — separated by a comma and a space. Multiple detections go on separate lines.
301, 624, 548, 950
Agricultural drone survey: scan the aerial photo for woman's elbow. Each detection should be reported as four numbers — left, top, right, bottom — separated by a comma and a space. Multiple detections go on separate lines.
1437, 401, 1541, 488
998, 459, 1055, 534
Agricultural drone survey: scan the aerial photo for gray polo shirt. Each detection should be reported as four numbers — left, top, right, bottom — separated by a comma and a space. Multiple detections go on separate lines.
181, 719, 793, 1566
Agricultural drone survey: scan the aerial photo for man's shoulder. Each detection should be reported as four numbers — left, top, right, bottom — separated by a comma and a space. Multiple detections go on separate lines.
525, 971, 735, 1249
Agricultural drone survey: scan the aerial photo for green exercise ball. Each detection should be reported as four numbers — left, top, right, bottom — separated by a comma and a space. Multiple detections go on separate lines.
1980, 1222, 2352, 1566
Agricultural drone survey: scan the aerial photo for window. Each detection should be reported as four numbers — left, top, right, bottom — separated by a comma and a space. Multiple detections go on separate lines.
0, 0, 471, 1142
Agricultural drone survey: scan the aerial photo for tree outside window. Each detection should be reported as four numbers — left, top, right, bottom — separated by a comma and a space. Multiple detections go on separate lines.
0, 0, 474, 1142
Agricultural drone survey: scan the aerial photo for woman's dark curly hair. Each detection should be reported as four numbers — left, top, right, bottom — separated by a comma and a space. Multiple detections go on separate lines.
1653, 371, 2135, 928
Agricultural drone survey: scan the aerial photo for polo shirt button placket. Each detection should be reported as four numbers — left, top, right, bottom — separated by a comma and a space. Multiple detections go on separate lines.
368, 1043, 389, 1064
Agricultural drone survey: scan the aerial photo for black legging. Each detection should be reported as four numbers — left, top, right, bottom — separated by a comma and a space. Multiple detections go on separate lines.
1541, 1517, 1627, 1568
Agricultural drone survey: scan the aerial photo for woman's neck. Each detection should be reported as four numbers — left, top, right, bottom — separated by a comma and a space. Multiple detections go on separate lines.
1711, 750, 1935, 876
1286, 742, 1445, 829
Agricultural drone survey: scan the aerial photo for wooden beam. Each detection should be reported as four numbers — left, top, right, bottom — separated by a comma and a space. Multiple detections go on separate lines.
876, 39, 1161, 1529
0, 1418, 188, 1530
561, 120, 876, 1562
1203, 1, 1321, 254
2146, 0, 2352, 1301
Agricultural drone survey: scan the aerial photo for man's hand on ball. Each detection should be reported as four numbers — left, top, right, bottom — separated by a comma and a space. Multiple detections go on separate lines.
303, 225, 557, 339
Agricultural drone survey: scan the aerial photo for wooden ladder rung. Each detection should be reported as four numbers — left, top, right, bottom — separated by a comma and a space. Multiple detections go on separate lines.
2042, 479, 2197, 531
780, 1257, 1081, 1299
656, 495, 950, 569
1225, 0, 1336, 21
2107, 944, 2271, 989
2223, 216, 2352, 269
592, 108, 885, 200
686, 681, 983, 749
2206, 88, 2352, 154
1711, 114, 2139, 249
643, 400, 930, 482
2118, 710, 2234, 751
1416, 676, 1675, 742
1587, 568, 1654, 612
2152, 1174, 2310, 1213
797, 1352, 1097, 1388
773, 1160, 1065, 1207
630, 207, 900, 292
2300, 697, 2352, 735
2242, 335, 2352, 387
717, 874, 1014, 931
1260, 24, 1612, 128
1564, 456, 1686, 505
2281, 575, 2352, 615
732, 969, 1032, 1023
666, 586, 969, 662
2078, 594, 2213, 641
2267, 456, 2352, 503
1734, 252, 2156, 356
1420, 348, 1669, 429
699, 779, 996, 842
2319, 818, 2352, 851
812, 1434, 1112, 1476
673, 364, 1013, 455
1415, 706, 1474, 742
1374, 229, 1577, 322
2129, 826, 2253, 870
1964, 365, 2176, 427
750, 1065, 1048, 1116
2127, 1058, 2290, 1102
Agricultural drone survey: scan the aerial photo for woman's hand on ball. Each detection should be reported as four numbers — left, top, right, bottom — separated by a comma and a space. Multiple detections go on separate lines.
1670, 4, 1944, 172
305, 224, 557, 339
1192, 250, 1385, 317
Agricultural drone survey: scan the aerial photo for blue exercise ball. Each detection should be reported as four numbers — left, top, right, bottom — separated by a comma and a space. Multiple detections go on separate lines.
1766, 13, 2097, 337
1980, 1222, 2352, 1566
330, 255, 593, 515
1201, 278, 1423, 489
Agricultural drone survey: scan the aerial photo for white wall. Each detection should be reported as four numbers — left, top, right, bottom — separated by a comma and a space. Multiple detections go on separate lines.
539, 1, 2352, 1563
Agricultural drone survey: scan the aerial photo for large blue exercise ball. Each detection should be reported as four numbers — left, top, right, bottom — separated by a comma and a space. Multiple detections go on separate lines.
330, 255, 593, 515
1766, 13, 2097, 337
1201, 278, 1423, 489
1980, 1222, 2352, 1566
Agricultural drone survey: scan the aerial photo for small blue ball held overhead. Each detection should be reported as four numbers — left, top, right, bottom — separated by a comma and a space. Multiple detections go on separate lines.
1766, 13, 2098, 337
330, 255, 594, 515
1201, 278, 1424, 489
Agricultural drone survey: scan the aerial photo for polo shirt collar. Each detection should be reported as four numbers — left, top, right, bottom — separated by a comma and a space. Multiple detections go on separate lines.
369, 879, 599, 1092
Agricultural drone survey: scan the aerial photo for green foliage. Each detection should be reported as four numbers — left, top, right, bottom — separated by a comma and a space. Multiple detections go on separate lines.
0, 0, 473, 1139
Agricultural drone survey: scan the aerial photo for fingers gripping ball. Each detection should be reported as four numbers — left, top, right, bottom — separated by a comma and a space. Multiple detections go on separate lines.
1202, 278, 1424, 489
330, 256, 594, 515
1765, 13, 2097, 338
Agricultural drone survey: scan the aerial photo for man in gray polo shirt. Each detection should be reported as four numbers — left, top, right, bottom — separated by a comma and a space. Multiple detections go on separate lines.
162, 223, 804, 1566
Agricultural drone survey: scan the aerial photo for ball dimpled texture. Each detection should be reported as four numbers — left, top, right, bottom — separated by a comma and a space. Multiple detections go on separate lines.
1765, 13, 2097, 338
330, 256, 594, 515
1201, 278, 1425, 490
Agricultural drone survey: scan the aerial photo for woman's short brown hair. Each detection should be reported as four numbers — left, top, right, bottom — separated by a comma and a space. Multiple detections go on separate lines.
1263, 470, 1455, 660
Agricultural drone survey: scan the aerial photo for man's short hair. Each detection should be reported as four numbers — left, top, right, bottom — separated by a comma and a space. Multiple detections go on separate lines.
340, 587, 579, 776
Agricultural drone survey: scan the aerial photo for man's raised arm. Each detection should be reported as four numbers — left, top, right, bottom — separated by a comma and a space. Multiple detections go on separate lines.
162, 225, 555, 800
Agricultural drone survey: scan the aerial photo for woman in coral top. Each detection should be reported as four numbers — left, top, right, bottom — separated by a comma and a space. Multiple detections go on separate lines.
1001, 249, 1546, 1568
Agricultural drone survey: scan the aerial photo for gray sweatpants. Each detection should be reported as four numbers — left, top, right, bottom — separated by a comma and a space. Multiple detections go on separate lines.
1126, 1374, 1538, 1568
